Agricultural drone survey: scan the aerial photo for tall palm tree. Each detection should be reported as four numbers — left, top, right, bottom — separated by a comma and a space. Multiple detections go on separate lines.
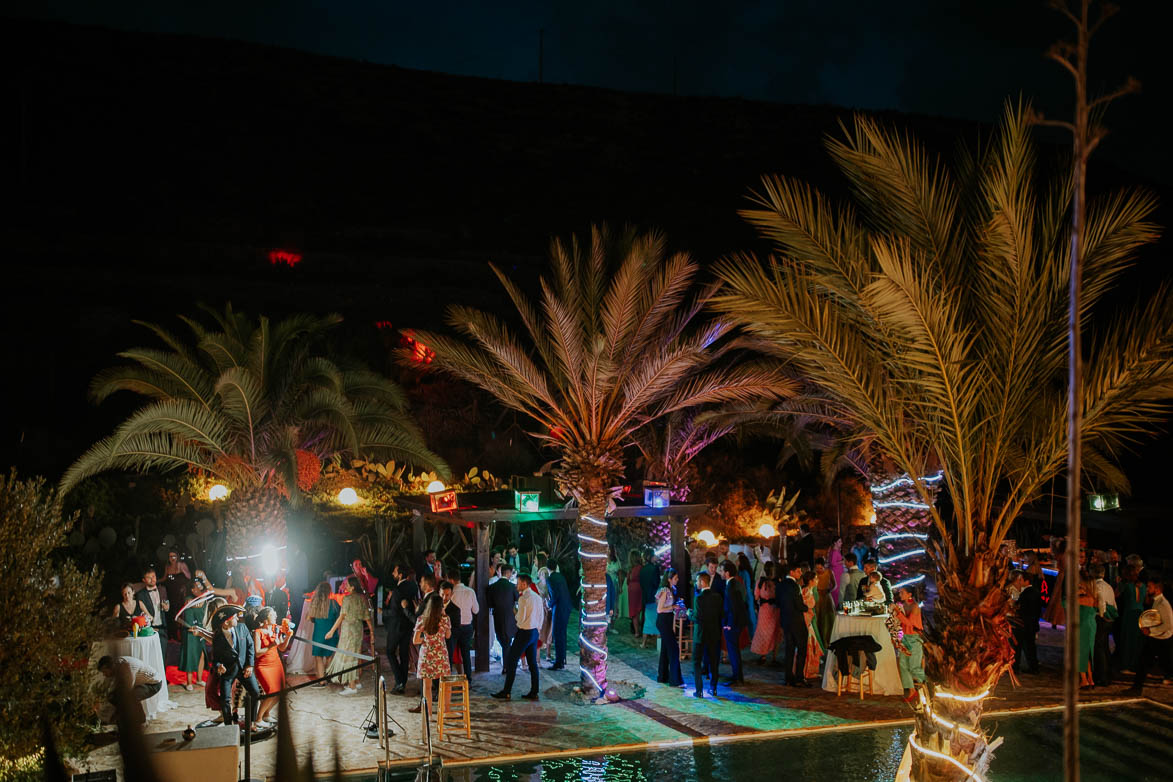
409, 226, 792, 693
714, 105, 1173, 781
62, 304, 448, 557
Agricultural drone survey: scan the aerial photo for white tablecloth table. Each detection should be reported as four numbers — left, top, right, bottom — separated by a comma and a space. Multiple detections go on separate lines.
95, 635, 176, 721
285, 597, 316, 674
820, 613, 903, 696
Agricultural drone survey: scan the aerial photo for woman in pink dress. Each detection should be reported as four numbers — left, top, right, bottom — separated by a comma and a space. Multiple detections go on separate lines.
750, 562, 781, 663
828, 537, 846, 609
409, 593, 451, 715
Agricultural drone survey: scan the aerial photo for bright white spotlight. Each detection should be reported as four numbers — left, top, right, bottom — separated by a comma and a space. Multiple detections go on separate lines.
337, 487, 359, 505
260, 544, 279, 577
426, 480, 446, 494
208, 484, 229, 501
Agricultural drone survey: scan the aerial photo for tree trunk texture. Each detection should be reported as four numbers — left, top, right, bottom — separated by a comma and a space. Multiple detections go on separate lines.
577, 494, 611, 695
873, 473, 940, 585
912, 537, 1016, 782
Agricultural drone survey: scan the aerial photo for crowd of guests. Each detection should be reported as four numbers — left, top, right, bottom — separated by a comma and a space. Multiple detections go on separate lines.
1009, 543, 1172, 694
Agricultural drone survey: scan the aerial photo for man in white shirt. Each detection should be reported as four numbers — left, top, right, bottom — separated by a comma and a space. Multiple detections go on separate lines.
1090, 563, 1117, 685
492, 573, 543, 701
1125, 572, 1173, 694
97, 654, 163, 722
450, 571, 481, 678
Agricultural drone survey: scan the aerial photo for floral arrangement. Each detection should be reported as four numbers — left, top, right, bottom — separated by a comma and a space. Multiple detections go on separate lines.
130, 615, 151, 636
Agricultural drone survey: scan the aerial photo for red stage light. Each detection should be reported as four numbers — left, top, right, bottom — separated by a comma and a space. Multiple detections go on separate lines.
268, 249, 302, 267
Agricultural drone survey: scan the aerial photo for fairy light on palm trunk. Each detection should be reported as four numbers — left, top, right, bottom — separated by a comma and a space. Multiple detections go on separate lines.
871, 472, 941, 584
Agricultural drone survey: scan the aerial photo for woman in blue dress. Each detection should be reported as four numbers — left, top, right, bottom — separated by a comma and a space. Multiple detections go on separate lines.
306, 581, 339, 684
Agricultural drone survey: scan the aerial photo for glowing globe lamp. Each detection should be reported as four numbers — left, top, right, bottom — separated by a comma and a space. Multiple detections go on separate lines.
426, 480, 446, 494
208, 484, 229, 501
696, 530, 718, 547
757, 522, 778, 538
514, 490, 540, 512
337, 487, 359, 506
644, 486, 670, 508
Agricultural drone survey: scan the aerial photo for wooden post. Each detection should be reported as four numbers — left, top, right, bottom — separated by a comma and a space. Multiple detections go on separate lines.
412, 513, 426, 560
474, 520, 491, 673
671, 516, 687, 604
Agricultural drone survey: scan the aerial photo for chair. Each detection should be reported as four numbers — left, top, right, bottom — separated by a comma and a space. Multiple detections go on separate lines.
436, 675, 471, 740
675, 616, 693, 661
834, 652, 874, 700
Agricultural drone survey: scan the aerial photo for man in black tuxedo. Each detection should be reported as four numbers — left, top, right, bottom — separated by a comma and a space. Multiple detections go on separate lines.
1011, 570, 1041, 674
415, 549, 440, 583
136, 567, 169, 664
691, 573, 723, 697
212, 607, 262, 725
546, 563, 572, 670
487, 564, 519, 672
385, 565, 419, 693
793, 524, 815, 569
778, 562, 810, 686
720, 561, 748, 685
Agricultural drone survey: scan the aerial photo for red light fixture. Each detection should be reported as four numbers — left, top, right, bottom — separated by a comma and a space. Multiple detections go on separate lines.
400, 330, 435, 365
268, 249, 302, 267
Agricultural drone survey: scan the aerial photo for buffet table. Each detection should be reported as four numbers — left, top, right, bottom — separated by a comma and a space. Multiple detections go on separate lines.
820, 613, 902, 695
95, 635, 175, 720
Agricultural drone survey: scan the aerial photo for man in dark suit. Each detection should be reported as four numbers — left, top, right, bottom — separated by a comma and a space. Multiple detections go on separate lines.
720, 561, 749, 685
778, 562, 810, 686
265, 575, 291, 623
793, 523, 815, 569
415, 549, 440, 583
487, 564, 519, 672
1011, 570, 1041, 674
136, 567, 169, 663
212, 606, 262, 725
385, 565, 419, 693
691, 573, 723, 697
546, 563, 572, 670
856, 560, 894, 604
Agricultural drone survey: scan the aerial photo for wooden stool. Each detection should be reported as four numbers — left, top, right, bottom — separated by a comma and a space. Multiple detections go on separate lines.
835, 664, 874, 700
675, 616, 693, 661
436, 675, 471, 740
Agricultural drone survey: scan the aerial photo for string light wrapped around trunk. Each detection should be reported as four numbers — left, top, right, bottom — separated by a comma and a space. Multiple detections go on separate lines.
872, 471, 943, 584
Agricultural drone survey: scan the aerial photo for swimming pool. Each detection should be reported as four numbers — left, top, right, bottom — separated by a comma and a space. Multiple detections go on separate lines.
370, 700, 1172, 781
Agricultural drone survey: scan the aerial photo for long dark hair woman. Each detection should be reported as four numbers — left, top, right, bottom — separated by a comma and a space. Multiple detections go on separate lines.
654, 568, 684, 687
410, 593, 451, 715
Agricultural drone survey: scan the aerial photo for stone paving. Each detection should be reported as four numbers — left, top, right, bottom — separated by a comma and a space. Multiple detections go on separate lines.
76, 623, 1172, 780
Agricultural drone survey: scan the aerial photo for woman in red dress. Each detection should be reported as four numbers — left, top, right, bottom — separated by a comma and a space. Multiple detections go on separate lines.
252, 607, 292, 727
627, 551, 644, 639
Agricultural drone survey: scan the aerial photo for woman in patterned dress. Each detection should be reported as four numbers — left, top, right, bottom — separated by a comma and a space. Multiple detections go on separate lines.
410, 593, 451, 715
750, 562, 781, 663
325, 576, 374, 694
801, 571, 825, 681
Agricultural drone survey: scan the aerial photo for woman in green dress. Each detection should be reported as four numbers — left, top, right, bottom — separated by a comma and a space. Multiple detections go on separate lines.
325, 575, 374, 694
1077, 571, 1097, 687
1115, 564, 1145, 673
176, 579, 209, 690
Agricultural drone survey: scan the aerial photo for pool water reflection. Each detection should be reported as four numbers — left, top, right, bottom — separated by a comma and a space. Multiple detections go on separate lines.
370, 701, 1171, 781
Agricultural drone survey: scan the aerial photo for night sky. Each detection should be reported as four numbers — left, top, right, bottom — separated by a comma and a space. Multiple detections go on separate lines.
10, 0, 1172, 184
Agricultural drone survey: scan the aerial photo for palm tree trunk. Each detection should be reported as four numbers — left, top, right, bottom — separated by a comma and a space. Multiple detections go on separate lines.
909, 540, 1016, 782
577, 494, 611, 695
872, 472, 939, 587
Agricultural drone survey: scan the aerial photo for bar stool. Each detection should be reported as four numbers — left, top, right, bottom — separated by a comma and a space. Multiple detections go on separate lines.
835, 657, 874, 700
436, 675, 471, 740
675, 616, 693, 661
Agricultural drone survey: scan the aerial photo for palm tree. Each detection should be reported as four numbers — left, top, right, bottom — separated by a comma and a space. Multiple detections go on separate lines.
62, 304, 448, 558
631, 410, 735, 567
409, 225, 792, 693
714, 105, 1173, 781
